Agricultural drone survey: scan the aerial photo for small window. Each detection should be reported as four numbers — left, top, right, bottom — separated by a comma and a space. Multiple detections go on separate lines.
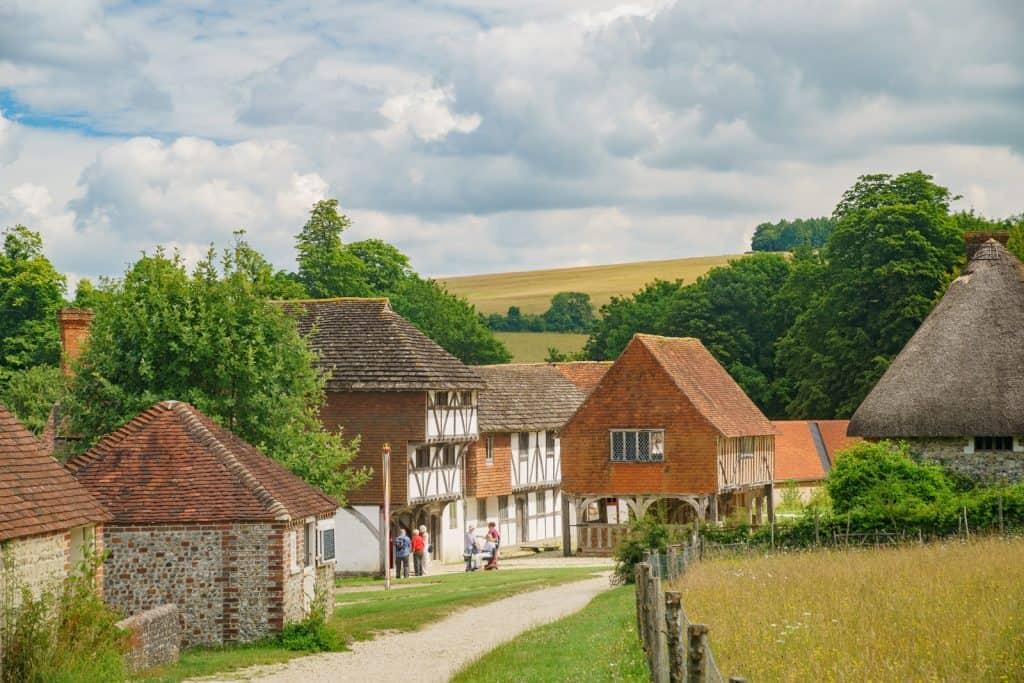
461, 391, 474, 406
442, 444, 457, 467
545, 431, 556, 458
499, 495, 509, 521
518, 432, 530, 456
740, 437, 755, 459
485, 436, 494, 465
610, 430, 665, 463
536, 490, 546, 515
414, 446, 431, 469
289, 530, 300, 574
433, 392, 449, 408
448, 502, 458, 529
304, 521, 315, 567
477, 498, 487, 523
975, 436, 1014, 451
318, 520, 336, 562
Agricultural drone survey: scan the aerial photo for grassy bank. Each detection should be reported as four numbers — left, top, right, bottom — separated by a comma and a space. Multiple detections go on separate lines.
494, 331, 588, 362
674, 537, 1024, 681
452, 585, 647, 682
442, 254, 740, 315
140, 567, 601, 682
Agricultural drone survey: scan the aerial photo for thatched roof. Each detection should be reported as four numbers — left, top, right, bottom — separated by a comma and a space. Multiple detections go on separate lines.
281, 298, 485, 392
849, 239, 1024, 437
476, 364, 586, 433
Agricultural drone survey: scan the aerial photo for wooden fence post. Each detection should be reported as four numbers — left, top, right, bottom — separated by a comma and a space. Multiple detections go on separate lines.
687, 623, 708, 683
665, 591, 684, 683
646, 569, 667, 683
637, 563, 650, 651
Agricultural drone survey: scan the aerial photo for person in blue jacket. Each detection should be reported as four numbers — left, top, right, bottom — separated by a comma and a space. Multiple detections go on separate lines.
393, 527, 411, 579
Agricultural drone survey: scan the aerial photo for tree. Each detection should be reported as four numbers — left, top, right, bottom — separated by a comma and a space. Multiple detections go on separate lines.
0, 365, 66, 434
64, 240, 368, 501
0, 226, 66, 385
347, 239, 412, 293
750, 217, 835, 251
777, 172, 964, 418
389, 275, 511, 365
543, 291, 595, 332
583, 279, 679, 360
295, 199, 372, 298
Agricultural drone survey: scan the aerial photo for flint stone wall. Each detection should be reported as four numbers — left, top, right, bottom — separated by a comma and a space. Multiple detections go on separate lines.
907, 438, 1024, 482
117, 603, 180, 673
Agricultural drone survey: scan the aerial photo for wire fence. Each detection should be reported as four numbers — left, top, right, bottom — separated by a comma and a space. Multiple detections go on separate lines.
635, 544, 746, 683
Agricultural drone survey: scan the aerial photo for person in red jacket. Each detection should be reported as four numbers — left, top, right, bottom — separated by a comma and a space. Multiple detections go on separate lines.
411, 528, 426, 576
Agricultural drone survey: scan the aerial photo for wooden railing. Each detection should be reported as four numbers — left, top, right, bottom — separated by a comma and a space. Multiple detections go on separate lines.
575, 523, 627, 555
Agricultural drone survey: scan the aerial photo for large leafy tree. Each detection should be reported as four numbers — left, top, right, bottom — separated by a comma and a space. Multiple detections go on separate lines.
0, 225, 66, 382
750, 217, 835, 251
64, 238, 368, 501
347, 239, 412, 293
295, 199, 372, 298
777, 172, 964, 418
543, 291, 595, 332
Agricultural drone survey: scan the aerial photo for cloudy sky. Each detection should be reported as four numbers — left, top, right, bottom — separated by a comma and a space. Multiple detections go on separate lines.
1, 1, 1022, 286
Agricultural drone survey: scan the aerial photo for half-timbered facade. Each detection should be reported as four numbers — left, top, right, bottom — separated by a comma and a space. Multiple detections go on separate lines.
465, 364, 586, 548
560, 334, 776, 554
288, 298, 485, 574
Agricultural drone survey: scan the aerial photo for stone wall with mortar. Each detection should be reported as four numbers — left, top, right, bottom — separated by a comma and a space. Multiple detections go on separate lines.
907, 438, 1024, 482
0, 531, 69, 600
117, 603, 181, 673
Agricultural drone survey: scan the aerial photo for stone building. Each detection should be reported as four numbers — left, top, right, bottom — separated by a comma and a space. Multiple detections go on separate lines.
0, 403, 108, 598
286, 298, 485, 574
772, 420, 859, 507
560, 334, 776, 554
848, 237, 1024, 481
465, 364, 587, 549
67, 400, 338, 646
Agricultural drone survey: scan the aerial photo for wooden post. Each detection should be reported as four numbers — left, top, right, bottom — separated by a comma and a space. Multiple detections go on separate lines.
999, 493, 1004, 535
635, 563, 647, 648
687, 623, 709, 683
963, 506, 970, 539
665, 591, 684, 683
647, 570, 667, 683
382, 443, 391, 591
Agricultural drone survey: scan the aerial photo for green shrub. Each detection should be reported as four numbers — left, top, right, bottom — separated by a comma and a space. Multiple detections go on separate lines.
612, 514, 684, 584
277, 580, 341, 653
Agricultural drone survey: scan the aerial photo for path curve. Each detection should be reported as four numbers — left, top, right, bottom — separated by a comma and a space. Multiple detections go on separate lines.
193, 573, 611, 683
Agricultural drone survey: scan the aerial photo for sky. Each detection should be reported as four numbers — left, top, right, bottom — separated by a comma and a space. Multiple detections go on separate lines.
1, 1, 1023, 288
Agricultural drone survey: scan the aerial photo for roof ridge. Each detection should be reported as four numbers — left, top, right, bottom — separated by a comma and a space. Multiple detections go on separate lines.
169, 402, 291, 521
269, 296, 392, 305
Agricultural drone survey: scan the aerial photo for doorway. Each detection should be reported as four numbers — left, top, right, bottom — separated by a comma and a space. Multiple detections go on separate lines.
516, 496, 528, 544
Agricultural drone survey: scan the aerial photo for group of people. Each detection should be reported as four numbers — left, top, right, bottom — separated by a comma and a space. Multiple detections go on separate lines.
464, 521, 501, 572
391, 524, 430, 579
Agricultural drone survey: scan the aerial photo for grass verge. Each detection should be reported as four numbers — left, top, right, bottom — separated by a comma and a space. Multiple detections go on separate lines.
451, 585, 647, 682
674, 537, 1024, 681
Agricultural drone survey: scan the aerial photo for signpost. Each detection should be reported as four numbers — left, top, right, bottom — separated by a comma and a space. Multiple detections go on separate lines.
382, 443, 392, 591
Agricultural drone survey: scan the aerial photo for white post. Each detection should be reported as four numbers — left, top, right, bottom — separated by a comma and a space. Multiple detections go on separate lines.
383, 443, 391, 591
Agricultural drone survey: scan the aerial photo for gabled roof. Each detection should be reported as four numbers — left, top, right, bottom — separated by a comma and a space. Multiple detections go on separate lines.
476, 364, 586, 433
67, 401, 337, 524
0, 403, 109, 542
849, 240, 1024, 437
281, 298, 486, 392
633, 334, 775, 437
554, 361, 612, 396
772, 420, 860, 482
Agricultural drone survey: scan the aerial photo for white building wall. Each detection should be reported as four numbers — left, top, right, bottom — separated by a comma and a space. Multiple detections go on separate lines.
441, 500, 466, 564
333, 506, 382, 575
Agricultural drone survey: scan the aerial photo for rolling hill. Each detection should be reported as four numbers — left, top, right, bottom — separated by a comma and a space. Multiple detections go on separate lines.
440, 254, 743, 315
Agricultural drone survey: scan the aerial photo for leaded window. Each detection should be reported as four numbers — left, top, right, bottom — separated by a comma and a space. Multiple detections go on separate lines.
609, 430, 666, 462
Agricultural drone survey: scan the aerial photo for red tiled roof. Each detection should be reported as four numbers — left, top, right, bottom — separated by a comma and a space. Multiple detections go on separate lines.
634, 334, 775, 438
772, 420, 861, 483
554, 361, 612, 396
0, 403, 109, 542
67, 401, 337, 524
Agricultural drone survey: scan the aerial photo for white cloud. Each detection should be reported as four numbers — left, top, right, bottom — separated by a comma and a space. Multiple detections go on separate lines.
0, 113, 20, 166
378, 88, 482, 143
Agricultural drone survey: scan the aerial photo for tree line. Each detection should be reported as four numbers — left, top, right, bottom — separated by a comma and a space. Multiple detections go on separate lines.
482, 291, 595, 333
750, 216, 835, 252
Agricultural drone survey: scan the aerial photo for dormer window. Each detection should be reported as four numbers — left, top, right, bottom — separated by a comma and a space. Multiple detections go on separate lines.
975, 436, 1014, 451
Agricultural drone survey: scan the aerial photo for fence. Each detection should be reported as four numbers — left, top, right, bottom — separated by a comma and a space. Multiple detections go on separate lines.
634, 545, 746, 683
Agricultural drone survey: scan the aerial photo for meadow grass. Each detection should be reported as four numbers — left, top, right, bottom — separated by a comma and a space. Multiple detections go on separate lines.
441, 254, 741, 314
451, 585, 647, 683
674, 537, 1024, 682
494, 331, 589, 362
139, 567, 600, 681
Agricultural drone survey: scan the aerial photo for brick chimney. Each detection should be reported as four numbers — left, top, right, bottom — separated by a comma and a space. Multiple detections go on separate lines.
57, 308, 94, 376
965, 231, 1010, 260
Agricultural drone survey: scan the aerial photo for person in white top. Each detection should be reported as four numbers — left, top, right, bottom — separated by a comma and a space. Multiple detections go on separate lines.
419, 524, 430, 573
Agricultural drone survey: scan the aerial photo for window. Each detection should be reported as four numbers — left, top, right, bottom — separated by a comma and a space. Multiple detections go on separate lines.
442, 444, 457, 467
740, 437, 755, 459
610, 430, 665, 462
545, 431, 556, 458
461, 391, 474, 406
518, 432, 530, 460
485, 436, 494, 465
975, 436, 1014, 451
449, 502, 458, 529
318, 519, 336, 562
499, 495, 509, 521
304, 521, 315, 567
434, 392, 449, 407
289, 530, 300, 574
414, 446, 431, 469
536, 490, 546, 515
477, 498, 487, 523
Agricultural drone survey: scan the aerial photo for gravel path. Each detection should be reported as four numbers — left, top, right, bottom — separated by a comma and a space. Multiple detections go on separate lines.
193, 573, 612, 683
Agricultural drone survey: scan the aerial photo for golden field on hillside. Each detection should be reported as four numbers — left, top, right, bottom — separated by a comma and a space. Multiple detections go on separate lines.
494, 332, 589, 363
441, 254, 742, 315
675, 538, 1024, 682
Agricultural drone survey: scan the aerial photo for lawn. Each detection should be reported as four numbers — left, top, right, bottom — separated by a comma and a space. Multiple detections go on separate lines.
138, 567, 601, 682
674, 537, 1024, 682
452, 585, 647, 683
441, 254, 741, 315
495, 331, 588, 362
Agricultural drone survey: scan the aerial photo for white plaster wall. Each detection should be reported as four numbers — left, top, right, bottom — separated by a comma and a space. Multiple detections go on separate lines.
334, 506, 382, 575
441, 500, 467, 563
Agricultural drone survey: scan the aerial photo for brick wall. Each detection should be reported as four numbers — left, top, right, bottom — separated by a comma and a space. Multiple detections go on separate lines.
908, 438, 1024, 482
0, 531, 69, 600
103, 522, 286, 647
466, 432, 512, 497
117, 603, 181, 673
321, 391, 427, 506
560, 340, 719, 496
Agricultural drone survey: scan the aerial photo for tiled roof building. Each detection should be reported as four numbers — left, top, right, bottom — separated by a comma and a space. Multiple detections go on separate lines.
554, 361, 612, 396
772, 420, 860, 506
68, 401, 338, 646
